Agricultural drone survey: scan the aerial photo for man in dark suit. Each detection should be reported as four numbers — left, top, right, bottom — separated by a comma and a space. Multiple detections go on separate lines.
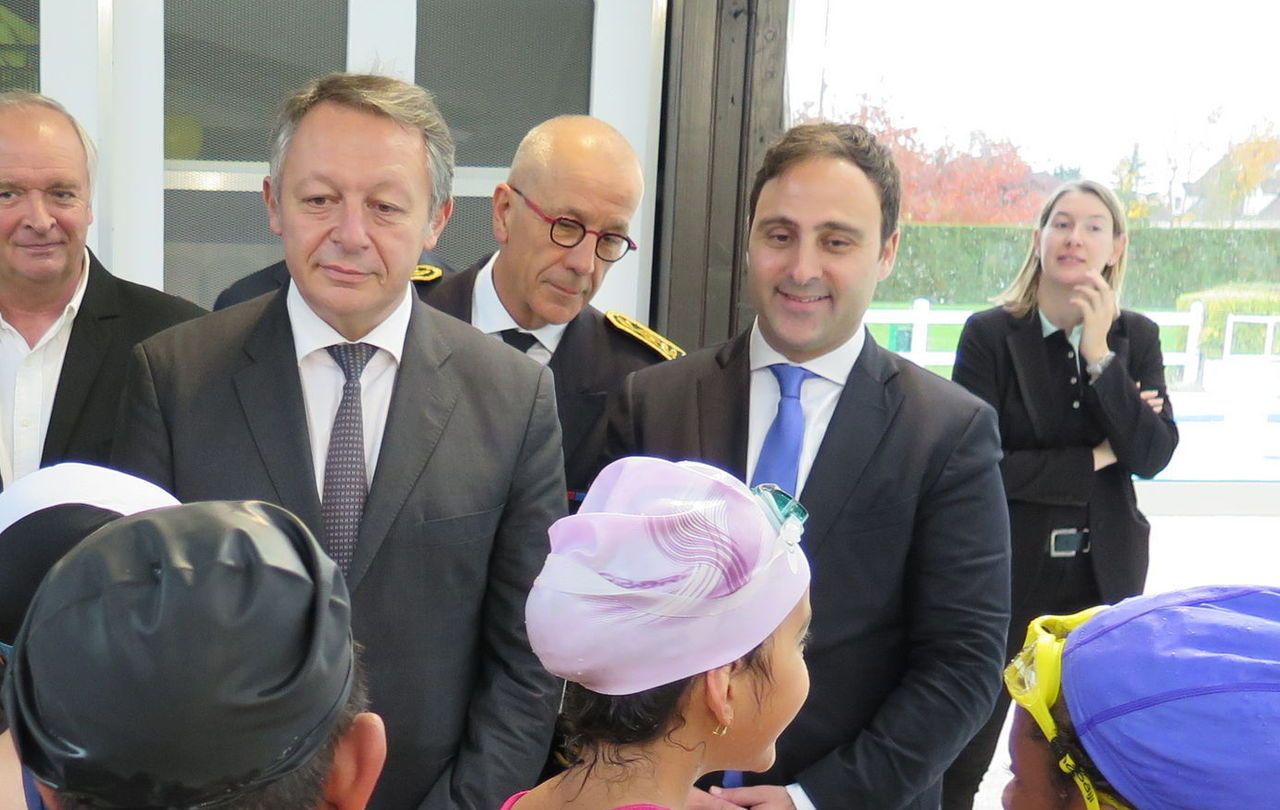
608, 122, 1011, 810
420, 115, 681, 506
213, 248, 454, 310
0, 92, 203, 488
112, 73, 563, 810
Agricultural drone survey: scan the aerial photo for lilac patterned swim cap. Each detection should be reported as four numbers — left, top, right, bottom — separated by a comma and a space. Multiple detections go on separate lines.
526, 456, 811, 695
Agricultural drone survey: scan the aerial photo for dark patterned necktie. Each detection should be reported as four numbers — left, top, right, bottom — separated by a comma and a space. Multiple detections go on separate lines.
499, 328, 538, 353
321, 342, 376, 574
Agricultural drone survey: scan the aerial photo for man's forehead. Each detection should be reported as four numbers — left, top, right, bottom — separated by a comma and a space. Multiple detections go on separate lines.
755, 158, 882, 221
283, 105, 429, 187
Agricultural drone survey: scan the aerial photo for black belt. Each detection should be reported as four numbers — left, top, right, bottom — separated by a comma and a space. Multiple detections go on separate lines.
1049, 528, 1090, 558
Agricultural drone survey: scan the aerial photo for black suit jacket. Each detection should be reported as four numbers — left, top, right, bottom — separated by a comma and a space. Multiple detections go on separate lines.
952, 307, 1178, 606
112, 290, 564, 809
31, 252, 204, 479
422, 258, 666, 496
608, 331, 1011, 810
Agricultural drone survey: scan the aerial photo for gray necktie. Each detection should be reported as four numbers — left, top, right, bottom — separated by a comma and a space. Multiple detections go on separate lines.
321, 342, 375, 574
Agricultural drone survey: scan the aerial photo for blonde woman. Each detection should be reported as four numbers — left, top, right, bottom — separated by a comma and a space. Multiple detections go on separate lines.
943, 181, 1178, 809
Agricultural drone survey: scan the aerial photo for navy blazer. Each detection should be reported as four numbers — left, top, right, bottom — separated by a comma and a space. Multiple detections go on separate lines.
608, 330, 1011, 810
422, 257, 668, 498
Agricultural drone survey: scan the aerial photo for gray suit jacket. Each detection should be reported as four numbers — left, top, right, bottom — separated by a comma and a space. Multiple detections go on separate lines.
112, 290, 564, 809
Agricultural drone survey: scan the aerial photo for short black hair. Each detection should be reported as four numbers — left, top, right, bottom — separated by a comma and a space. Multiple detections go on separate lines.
558, 640, 774, 775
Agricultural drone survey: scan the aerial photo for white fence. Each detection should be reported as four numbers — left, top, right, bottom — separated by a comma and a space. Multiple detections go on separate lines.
865, 299, 1206, 383
1224, 314, 1280, 359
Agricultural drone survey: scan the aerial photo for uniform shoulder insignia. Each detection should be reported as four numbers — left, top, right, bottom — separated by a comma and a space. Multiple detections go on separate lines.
605, 311, 685, 360
411, 264, 444, 283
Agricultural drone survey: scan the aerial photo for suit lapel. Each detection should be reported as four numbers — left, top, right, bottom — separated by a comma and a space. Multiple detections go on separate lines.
347, 299, 457, 592
799, 334, 903, 557
549, 313, 602, 464
698, 334, 751, 479
1007, 311, 1057, 444
43, 255, 114, 463
233, 292, 323, 532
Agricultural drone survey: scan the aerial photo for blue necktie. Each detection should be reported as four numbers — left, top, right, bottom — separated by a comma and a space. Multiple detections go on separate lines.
750, 364, 817, 495
723, 365, 814, 790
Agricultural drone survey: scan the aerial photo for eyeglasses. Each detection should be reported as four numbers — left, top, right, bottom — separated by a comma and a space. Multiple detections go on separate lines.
509, 186, 637, 263
1005, 606, 1122, 810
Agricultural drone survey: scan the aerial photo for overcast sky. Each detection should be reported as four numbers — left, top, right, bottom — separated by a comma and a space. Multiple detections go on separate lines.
787, 0, 1277, 197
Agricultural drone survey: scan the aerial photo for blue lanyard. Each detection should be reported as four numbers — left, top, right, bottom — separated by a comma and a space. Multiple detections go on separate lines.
22, 767, 47, 810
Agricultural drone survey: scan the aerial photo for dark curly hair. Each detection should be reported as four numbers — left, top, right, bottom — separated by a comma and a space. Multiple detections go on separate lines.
1031, 698, 1130, 808
556, 638, 775, 779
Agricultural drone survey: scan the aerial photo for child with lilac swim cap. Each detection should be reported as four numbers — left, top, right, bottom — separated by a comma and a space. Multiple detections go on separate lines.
504, 456, 813, 810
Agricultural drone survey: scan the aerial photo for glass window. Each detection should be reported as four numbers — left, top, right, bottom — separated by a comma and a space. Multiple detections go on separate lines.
164, 0, 346, 161
434, 196, 493, 273
164, 189, 279, 308
788, 0, 1279, 483
416, 0, 592, 167
0, 1, 39, 92
163, 0, 347, 308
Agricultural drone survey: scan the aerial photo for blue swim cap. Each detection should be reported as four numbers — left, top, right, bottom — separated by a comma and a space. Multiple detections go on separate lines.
1062, 585, 1280, 810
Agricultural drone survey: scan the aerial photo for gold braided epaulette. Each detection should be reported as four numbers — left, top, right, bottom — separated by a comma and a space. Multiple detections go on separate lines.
411, 264, 444, 282
605, 311, 685, 360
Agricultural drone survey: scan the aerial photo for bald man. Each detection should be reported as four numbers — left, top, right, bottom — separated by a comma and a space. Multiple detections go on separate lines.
421, 115, 681, 507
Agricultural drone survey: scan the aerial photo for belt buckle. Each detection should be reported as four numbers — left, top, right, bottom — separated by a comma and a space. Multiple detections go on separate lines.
1050, 528, 1090, 558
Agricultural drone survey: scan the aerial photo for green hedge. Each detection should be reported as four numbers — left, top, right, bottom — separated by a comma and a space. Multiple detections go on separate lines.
884, 224, 1280, 309
1175, 283, 1280, 358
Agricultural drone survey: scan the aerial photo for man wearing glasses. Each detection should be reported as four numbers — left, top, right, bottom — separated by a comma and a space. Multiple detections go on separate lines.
421, 115, 682, 508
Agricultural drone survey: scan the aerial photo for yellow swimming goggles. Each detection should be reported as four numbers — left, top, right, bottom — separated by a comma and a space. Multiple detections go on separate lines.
1004, 605, 1130, 810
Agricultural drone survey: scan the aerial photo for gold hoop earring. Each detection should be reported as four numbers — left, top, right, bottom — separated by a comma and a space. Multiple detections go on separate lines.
712, 723, 731, 737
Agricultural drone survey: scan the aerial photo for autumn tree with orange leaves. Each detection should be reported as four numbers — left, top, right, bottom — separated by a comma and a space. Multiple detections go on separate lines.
795, 98, 1049, 225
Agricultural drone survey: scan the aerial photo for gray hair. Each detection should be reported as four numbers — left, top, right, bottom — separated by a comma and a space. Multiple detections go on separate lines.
269, 73, 454, 218
0, 91, 98, 192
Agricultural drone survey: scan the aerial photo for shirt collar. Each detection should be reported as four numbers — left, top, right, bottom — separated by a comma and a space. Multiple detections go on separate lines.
748, 317, 865, 385
66, 248, 91, 316
472, 252, 568, 354
287, 279, 412, 365
1038, 308, 1083, 349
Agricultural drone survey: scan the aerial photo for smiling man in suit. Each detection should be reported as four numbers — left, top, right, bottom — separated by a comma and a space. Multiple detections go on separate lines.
0, 92, 203, 487
112, 73, 563, 809
419, 115, 681, 509
608, 122, 1011, 810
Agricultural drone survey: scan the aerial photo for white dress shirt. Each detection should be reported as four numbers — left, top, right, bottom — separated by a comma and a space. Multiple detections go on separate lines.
287, 282, 412, 498
1039, 309, 1082, 363
0, 251, 91, 484
471, 252, 566, 366
745, 319, 866, 498
748, 322, 867, 810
